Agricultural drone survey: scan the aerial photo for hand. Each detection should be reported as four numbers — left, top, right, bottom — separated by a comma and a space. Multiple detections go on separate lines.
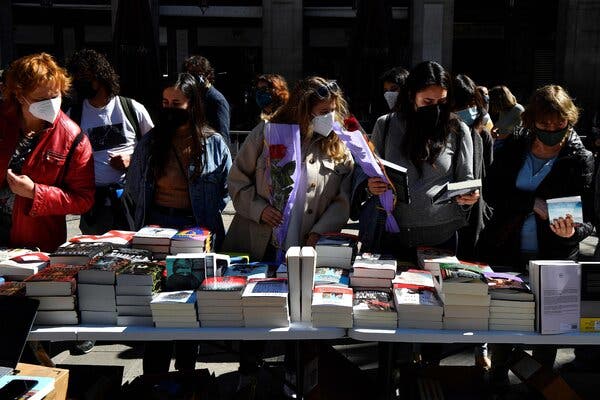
109, 153, 131, 171
305, 232, 321, 247
550, 214, 576, 238
367, 177, 389, 196
260, 205, 283, 228
456, 190, 480, 206
6, 169, 35, 199
533, 197, 549, 220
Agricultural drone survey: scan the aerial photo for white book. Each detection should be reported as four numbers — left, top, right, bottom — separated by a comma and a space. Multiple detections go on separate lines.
197, 313, 244, 320
31, 295, 75, 311
443, 317, 488, 330
489, 306, 535, 315
34, 310, 78, 325
133, 226, 178, 245
301, 246, 317, 323
77, 284, 117, 311
489, 312, 534, 320
490, 300, 536, 309
397, 320, 443, 330
352, 259, 397, 279
286, 247, 302, 322
350, 275, 392, 288
117, 315, 154, 326
116, 295, 153, 306
430, 179, 482, 205
0, 260, 48, 281
311, 286, 353, 310
116, 285, 153, 296
81, 310, 118, 325
201, 320, 245, 327
438, 293, 491, 306
546, 196, 583, 224
396, 311, 443, 321
117, 305, 152, 316
443, 305, 490, 319
154, 321, 199, 328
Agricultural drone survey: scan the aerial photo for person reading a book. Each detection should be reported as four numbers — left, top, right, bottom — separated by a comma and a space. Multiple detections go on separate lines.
0, 53, 95, 252
353, 61, 477, 259
481, 84, 594, 385
122, 73, 232, 374
224, 76, 354, 397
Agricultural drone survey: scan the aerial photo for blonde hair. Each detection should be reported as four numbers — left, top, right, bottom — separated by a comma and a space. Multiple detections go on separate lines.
521, 85, 579, 130
489, 85, 517, 115
3, 53, 71, 105
270, 76, 349, 162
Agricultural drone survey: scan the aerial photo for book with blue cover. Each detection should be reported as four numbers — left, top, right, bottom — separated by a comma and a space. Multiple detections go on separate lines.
546, 196, 583, 224
222, 263, 270, 279
314, 267, 349, 287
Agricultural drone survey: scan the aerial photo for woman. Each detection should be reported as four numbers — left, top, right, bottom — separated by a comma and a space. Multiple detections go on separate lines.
0, 53, 94, 252
122, 73, 231, 250
482, 85, 594, 383
123, 73, 231, 375
488, 85, 524, 149
224, 76, 354, 396
254, 73, 289, 120
353, 61, 478, 260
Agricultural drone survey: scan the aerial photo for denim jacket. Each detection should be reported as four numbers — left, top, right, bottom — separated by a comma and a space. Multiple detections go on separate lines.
122, 128, 232, 249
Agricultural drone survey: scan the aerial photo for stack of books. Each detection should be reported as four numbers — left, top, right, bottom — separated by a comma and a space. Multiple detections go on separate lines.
49, 242, 113, 266
24, 264, 83, 325
77, 254, 130, 325
196, 276, 247, 327
350, 256, 397, 288
314, 233, 358, 268
352, 289, 397, 328
437, 264, 490, 330
393, 270, 443, 329
0, 250, 50, 281
169, 227, 213, 254
311, 285, 353, 328
0, 281, 26, 296
150, 290, 199, 328
132, 226, 178, 258
242, 278, 290, 327
484, 272, 535, 331
115, 261, 163, 326
68, 230, 136, 246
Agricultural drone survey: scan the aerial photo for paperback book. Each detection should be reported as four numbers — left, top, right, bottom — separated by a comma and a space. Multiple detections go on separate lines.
546, 196, 583, 224
50, 242, 113, 266
24, 264, 83, 296
429, 179, 482, 205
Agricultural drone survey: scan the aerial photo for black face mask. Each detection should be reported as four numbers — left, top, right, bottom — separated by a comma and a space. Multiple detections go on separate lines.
73, 80, 98, 100
159, 107, 189, 131
534, 126, 570, 147
415, 104, 444, 132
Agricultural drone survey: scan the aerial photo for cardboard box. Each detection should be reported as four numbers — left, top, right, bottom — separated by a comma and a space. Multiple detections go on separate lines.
16, 363, 69, 400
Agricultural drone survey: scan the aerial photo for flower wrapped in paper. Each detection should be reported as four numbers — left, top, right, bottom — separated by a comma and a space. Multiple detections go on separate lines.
264, 123, 302, 262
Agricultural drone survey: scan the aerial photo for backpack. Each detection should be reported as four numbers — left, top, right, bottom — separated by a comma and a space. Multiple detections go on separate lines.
69, 96, 141, 141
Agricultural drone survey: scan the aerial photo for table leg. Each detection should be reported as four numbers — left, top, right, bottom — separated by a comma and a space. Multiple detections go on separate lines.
295, 340, 304, 400
377, 342, 395, 400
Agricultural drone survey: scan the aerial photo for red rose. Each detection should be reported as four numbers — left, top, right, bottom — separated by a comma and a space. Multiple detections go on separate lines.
269, 144, 287, 159
344, 115, 361, 132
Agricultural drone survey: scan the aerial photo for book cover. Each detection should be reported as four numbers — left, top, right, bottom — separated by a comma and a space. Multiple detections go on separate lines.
393, 287, 442, 307
546, 196, 583, 224
24, 264, 82, 295
247, 278, 289, 294
198, 276, 247, 292
116, 262, 164, 292
106, 248, 152, 262
0, 281, 26, 296
171, 227, 212, 247
0, 248, 33, 262
50, 242, 113, 265
379, 158, 410, 204
353, 290, 395, 312
165, 254, 207, 290
429, 179, 482, 205
392, 269, 435, 291
151, 290, 196, 305
484, 272, 533, 300
314, 267, 349, 286
69, 230, 136, 245
133, 226, 178, 245
312, 285, 353, 307
222, 263, 270, 279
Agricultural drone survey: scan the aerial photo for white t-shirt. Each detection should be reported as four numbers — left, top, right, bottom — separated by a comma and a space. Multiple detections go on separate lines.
76, 97, 154, 186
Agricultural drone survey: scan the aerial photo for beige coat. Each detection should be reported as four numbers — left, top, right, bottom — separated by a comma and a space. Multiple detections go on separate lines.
223, 121, 354, 260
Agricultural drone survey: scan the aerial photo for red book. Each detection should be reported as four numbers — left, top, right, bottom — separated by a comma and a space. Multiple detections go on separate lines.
0, 282, 26, 296
24, 264, 83, 296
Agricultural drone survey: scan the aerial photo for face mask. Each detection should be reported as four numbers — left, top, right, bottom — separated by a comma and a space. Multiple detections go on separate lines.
383, 91, 399, 110
28, 96, 61, 124
456, 106, 479, 127
159, 107, 189, 131
312, 111, 336, 137
255, 90, 273, 110
534, 126, 569, 147
73, 80, 97, 100
415, 104, 444, 132
483, 94, 490, 104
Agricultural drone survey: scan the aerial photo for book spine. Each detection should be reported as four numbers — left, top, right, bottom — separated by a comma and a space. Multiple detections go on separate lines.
301, 246, 317, 323
286, 247, 302, 323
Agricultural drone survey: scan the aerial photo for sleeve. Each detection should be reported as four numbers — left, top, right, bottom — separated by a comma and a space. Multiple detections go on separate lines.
454, 122, 474, 181
218, 138, 233, 212
121, 134, 148, 229
310, 156, 355, 235
214, 96, 231, 143
370, 115, 387, 157
29, 134, 95, 217
566, 148, 595, 244
132, 100, 154, 135
227, 122, 269, 223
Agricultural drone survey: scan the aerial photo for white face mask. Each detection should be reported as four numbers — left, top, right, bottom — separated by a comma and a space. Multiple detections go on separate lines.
311, 111, 335, 136
28, 96, 62, 124
383, 91, 399, 110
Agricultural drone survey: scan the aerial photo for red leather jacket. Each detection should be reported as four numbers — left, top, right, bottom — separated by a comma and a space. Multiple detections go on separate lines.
0, 103, 95, 252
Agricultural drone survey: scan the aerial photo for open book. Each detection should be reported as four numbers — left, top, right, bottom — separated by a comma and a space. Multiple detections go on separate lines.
430, 179, 481, 205
379, 158, 410, 204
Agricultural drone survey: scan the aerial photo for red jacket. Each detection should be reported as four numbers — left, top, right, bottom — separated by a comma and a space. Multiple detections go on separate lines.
0, 103, 95, 252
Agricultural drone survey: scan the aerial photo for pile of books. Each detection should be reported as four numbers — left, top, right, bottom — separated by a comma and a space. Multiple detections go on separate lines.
0, 249, 50, 281
0, 281, 26, 296
196, 276, 247, 327
24, 264, 83, 325
350, 255, 397, 288
132, 226, 178, 259
484, 272, 535, 331
116, 260, 163, 326
242, 278, 290, 327
393, 270, 443, 329
311, 285, 353, 328
169, 227, 213, 254
314, 233, 358, 268
352, 289, 397, 329
150, 290, 199, 328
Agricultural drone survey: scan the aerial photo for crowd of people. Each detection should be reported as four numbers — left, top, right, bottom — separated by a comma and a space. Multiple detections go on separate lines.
1, 50, 599, 396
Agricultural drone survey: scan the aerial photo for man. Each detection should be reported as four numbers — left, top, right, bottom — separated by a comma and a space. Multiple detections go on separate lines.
182, 55, 230, 143
67, 49, 154, 235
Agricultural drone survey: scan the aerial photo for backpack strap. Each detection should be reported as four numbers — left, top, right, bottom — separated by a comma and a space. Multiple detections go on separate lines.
118, 96, 141, 141
60, 131, 85, 185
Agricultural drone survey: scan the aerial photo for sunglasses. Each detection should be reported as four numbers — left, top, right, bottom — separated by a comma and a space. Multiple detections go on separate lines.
314, 80, 340, 99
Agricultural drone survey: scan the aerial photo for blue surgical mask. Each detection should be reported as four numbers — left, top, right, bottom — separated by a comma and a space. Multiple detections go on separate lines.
255, 90, 273, 110
456, 106, 479, 127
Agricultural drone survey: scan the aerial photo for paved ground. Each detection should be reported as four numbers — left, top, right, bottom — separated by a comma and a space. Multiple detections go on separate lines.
53, 206, 599, 399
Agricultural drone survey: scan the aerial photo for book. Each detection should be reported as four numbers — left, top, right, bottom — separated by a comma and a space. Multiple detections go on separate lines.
438, 263, 488, 296
165, 254, 207, 290
379, 158, 410, 204
286, 247, 302, 322
132, 226, 178, 246
353, 289, 395, 314
314, 233, 358, 268
490, 299, 536, 309
105, 248, 152, 263
116, 295, 153, 306
301, 246, 317, 323
443, 317, 488, 330
24, 265, 82, 296
314, 267, 349, 287
150, 290, 197, 309
484, 272, 534, 301
116, 261, 163, 291
116, 285, 154, 296
78, 255, 131, 285
0, 251, 49, 281
69, 230, 136, 246
438, 293, 491, 306
311, 285, 353, 310
77, 284, 116, 311
49, 242, 113, 266
117, 315, 154, 326
34, 310, 78, 325
276, 264, 287, 278
241, 278, 289, 307
0, 248, 34, 262
352, 258, 397, 279
222, 263, 270, 279
349, 275, 393, 288
416, 246, 455, 268
170, 227, 213, 251
393, 287, 443, 311
546, 196, 583, 224
392, 269, 436, 291
0, 281, 26, 296
443, 305, 489, 318
397, 320, 443, 329
117, 305, 152, 316
429, 179, 482, 205
31, 295, 75, 310
197, 276, 247, 300
0, 375, 55, 400
81, 310, 118, 325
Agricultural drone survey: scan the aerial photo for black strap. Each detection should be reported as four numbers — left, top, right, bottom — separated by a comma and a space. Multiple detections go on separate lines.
60, 131, 85, 185
118, 96, 141, 141
381, 113, 392, 156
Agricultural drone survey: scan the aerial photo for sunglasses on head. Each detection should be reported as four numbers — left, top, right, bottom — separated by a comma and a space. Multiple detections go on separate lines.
314, 80, 340, 99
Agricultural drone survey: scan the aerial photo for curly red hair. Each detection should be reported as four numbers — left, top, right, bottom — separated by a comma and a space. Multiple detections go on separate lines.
257, 74, 289, 109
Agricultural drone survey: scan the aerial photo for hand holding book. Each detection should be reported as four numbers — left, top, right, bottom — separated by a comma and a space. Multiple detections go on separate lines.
366, 177, 390, 196
455, 189, 480, 205
549, 214, 576, 238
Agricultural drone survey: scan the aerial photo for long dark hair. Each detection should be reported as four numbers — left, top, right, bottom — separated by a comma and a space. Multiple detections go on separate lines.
399, 61, 459, 174
453, 73, 486, 131
151, 73, 207, 181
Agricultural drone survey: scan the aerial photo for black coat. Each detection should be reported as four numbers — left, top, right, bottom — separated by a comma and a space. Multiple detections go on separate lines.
479, 130, 594, 268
